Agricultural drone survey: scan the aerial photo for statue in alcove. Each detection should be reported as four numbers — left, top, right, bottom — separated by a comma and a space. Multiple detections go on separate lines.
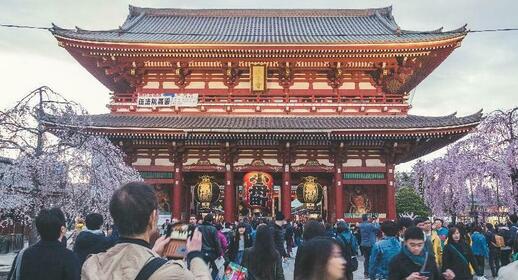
349, 186, 371, 214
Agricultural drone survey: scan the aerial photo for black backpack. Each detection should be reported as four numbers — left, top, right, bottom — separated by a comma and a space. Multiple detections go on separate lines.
336, 234, 358, 272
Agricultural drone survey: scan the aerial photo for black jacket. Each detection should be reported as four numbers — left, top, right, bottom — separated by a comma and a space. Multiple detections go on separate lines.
242, 247, 284, 280
388, 251, 441, 280
73, 229, 119, 266
269, 222, 287, 257
442, 242, 478, 280
198, 222, 222, 256
8, 240, 80, 280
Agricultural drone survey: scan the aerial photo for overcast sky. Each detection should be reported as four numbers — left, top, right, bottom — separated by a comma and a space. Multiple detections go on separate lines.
1, 0, 517, 171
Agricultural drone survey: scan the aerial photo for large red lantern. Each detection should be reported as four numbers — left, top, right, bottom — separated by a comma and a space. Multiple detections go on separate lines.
243, 172, 274, 211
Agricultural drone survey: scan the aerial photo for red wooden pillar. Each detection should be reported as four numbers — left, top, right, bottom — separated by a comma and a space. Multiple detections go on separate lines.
224, 163, 236, 222
386, 163, 396, 220
173, 163, 183, 220
334, 142, 345, 222
169, 183, 175, 219
334, 164, 344, 221
281, 164, 292, 220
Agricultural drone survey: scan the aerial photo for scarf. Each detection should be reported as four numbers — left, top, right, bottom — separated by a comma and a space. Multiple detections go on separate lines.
402, 243, 427, 267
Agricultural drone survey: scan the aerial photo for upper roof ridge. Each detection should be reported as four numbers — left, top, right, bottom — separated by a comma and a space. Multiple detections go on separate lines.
127, 5, 393, 18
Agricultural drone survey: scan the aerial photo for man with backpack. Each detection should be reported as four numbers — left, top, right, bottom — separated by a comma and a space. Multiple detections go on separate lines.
368, 221, 401, 280
485, 223, 502, 278
336, 221, 359, 280
81, 182, 211, 280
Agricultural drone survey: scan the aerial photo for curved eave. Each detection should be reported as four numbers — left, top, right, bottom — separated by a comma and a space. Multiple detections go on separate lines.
45, 120, 479, 139
52, 32, 466, 52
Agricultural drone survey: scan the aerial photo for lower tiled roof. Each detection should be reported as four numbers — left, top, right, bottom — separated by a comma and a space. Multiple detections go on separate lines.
79, 112, 482, 131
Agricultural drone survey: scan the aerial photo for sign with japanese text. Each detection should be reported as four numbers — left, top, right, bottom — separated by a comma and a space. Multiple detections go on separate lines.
137, 93, 198, 107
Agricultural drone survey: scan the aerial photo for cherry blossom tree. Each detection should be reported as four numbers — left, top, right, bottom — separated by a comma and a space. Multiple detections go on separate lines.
412, 107, 518, 221
0, 86, 142, 233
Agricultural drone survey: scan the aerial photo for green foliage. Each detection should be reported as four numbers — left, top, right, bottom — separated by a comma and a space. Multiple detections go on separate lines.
396, 187, 430, 217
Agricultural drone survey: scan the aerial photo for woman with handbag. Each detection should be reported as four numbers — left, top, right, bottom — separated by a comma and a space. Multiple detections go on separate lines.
241, 224, 284, 280
442, 227, 479, 280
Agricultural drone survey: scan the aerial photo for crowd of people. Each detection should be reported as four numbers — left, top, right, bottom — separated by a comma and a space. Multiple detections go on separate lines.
5, 181, 518, 280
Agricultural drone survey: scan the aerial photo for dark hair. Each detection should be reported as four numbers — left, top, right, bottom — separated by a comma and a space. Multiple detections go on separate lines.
36, 209, 63, 241
361, 214, 368, 221
203, 213, 214, 223
434, 218, 444, 225
413, 216, 429, 226
336, 221, 349, 233
381, 221, 399, 237
247, 225, 279, 279
109, 182, 158, 236
215, 223, 223, 231
294, 237, 342, 280
447, 227, 462, 243
85, 213, 104, 230
509, 214, 518, 224
486, 223, 494, 231
473, 225, 483, 233
404, 226, 425, 241
397, 217, 414, 230
49, 207, 66, 226
303, 220, 325, 241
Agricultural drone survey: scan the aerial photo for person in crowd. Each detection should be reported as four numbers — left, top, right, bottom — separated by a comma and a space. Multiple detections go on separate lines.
284, 220, 295, 257
81, 182, 211, 279
507, 214, 518, 254
222, 222, 234, 244
241, 224, 285, 280
73, 213, 119, 266
228, 222, 252, 264
369, 221, 401, 280
50, 207, 69, 248
294, 222, 303, 247
456, 222, 472, 245
325, 222, 336, 238
294, 237, 346, 280
470, 225, 488, 277
189, 215, 197, 226
214, 223, 228, 258
197, 213, 222, 279
415, 216, 442, 267
433, 218, 448, 248
389, 226, 455, 280
485, 223, 501, 277
359, 214, 380, 278
336, 221, 359, 280
442, 226, 478, 280
397, 217, 414, 243
8, 208, 80, 280
498, 223, 512, 265
302, 220, 326, 241
270, 212, 288, 259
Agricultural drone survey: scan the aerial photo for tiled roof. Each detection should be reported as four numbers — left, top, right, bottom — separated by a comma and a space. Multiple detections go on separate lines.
51, 6, 466, 45
77, 111, 481, 131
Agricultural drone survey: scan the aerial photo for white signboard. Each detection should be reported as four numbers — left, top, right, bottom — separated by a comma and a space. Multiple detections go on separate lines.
137, 93, 198, 108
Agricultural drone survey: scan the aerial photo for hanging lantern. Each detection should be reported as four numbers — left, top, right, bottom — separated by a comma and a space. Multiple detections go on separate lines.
243, 172, 273, 211
194, 175, 220, 209
296, 176, 323, 210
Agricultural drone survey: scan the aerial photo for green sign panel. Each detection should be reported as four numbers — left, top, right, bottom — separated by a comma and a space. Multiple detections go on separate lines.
139, 171, 174, 179
343, 172, 385, 180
